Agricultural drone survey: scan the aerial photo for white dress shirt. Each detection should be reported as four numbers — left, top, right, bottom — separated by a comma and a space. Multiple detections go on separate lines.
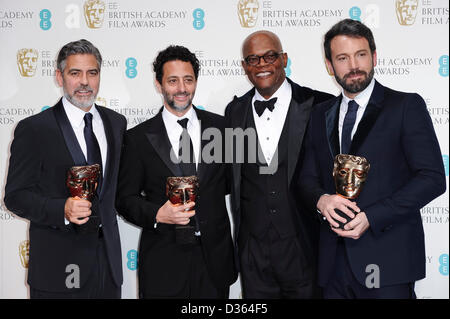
338, 78, 375, 152
62, 97, 107, 225
251, 79, 292, 165
162, 106, 201, 169
62, 97, 108, 174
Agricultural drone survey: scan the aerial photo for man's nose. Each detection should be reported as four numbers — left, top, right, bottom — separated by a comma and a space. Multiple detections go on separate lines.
177, 81, 187, 91
80, 72, 89, 85
349, 57, 358, 70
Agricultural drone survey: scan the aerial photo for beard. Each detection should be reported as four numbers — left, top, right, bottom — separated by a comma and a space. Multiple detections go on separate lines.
162, 88, 194, 113
63, 84, 96, 109
334, 67, 375, 94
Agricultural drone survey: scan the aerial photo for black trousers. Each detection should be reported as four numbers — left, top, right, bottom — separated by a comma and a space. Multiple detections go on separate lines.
323, 239, 416, 299
141, 241, 229, 299
30, 238, 120, 299
239, 226, 318, 299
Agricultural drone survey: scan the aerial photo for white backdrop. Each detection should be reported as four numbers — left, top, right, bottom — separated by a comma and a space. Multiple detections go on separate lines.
0, 0, 448, 299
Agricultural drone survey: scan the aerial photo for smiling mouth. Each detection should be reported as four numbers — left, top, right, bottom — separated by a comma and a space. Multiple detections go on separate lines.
174, 94, 189, 100
256, 71, 272, 78
75, 90, 93, 96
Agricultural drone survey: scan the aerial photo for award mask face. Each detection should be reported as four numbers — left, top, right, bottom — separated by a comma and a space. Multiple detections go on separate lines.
333, 154, 370, 199
67, 164, 100, 201
237, 0, 259, 28
166, 176, 199, 205
19, 240, 30, 268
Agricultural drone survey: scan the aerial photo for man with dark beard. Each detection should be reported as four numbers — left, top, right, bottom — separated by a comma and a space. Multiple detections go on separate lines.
299, 19, 445, 298
116, 45, 236, 298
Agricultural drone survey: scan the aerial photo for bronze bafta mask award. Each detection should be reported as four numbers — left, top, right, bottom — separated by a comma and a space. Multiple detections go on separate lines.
67, 164, 100, 201
67, 164, 101, 232
332, 154, 370, 229
166, 176, 199, 244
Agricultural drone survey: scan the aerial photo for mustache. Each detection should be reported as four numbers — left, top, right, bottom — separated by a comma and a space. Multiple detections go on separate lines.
343, 70, 367, 80
173, 91, 189, 97
74, 85, 94, 93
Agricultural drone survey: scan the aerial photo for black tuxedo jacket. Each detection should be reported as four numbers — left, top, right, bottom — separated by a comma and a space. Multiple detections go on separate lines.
115, 107, 237, 297
4, 98, 126, 292
299, 80, 446, 287
225, 78, 334, 261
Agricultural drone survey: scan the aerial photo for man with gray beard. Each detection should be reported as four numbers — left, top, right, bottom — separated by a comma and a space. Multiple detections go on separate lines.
116, 45, 236, 298
4, 39, 126, 298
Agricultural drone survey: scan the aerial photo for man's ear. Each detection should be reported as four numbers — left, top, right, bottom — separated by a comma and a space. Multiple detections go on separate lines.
325, 59, 334, 76
372, 50, 377, 68
155, 79, 162, 93
55, 69, 63, 87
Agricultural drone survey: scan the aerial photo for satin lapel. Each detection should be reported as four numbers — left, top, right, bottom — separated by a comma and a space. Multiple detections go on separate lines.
145, 111, 183, 177
194, 107, 209, 185
287, 95, 314, 186
349, 81, 384, 154
324, 96, 341, 159
231, 92, 253, 197
96, 105, 114, 199
53, 99, 86, 166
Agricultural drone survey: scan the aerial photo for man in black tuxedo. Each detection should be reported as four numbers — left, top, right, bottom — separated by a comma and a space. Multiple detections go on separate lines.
116, 45, 237, 298
4, 39, 126, 298
225, 30, 333, 298
299, 19, 446, 298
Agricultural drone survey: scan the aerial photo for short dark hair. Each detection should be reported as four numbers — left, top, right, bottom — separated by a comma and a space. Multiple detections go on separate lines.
57, 39, 102, 72
324, 19, 376, 61
153, 45, 200, 84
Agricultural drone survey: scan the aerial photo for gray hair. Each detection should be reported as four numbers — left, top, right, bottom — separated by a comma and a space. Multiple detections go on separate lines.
57, 39, 102, 72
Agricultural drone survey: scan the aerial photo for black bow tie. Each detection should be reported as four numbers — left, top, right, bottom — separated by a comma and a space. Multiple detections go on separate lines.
254, 97, 277, 117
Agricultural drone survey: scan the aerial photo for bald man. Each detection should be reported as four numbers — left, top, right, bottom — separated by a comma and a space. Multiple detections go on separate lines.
225, 30, 333, 298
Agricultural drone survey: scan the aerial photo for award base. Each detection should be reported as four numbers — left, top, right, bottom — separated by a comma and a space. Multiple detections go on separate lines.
175, 225, 197, 245
332, 207, 358, 230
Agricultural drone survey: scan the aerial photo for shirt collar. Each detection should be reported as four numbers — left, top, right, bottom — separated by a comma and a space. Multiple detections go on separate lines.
341, 78, 375, 108
62, 97, 101, 128
254, 78, 291, 102
253, 78, 292, 114
162, 105, 198, 131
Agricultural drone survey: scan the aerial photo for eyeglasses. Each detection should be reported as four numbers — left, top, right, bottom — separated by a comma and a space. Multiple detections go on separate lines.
244, 51, 283, 66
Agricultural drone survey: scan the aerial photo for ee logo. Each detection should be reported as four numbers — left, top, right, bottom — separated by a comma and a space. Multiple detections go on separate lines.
284, 58, 292, 77
193, 9, 205, 30
127, 249, 138, 271
439, 254, 448, 276
439, 55, 449, 77
349, 5, 380, 28
443, 155, 449, 177
125, 57, 137, 79
349, 6, 362, 21
40, 9, 52, 31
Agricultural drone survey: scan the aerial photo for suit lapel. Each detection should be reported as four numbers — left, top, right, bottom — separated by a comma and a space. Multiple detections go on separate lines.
194, 107, 209, 184
53, 99, 86, 166
287, 94, 314, 186
96, 105, 114, 199
350, 81, 384, 154
230, 92, 253, 198
145, 110, 183, 177
325, 97, 341, 159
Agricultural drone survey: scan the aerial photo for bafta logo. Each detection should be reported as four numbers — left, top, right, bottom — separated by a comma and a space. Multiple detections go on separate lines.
238, 0, 259, 28
19, 240, 30, 268
395, 0, 419, 26
95, 96, 107, 107
84, 0, 105, 29
17, 49, 38, 77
